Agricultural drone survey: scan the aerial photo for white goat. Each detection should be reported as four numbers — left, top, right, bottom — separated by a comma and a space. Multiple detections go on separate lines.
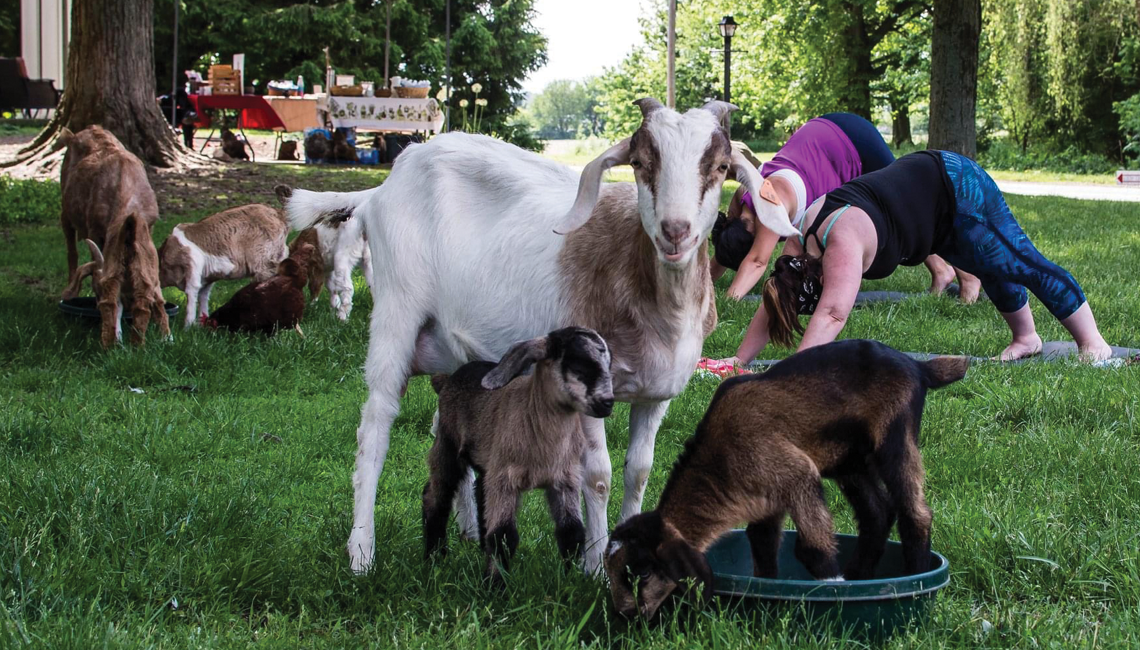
286, 98, 799, 575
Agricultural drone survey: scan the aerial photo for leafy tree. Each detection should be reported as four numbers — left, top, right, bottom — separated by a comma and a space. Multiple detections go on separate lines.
529, 78, 603, 139
0, 2, 18, 58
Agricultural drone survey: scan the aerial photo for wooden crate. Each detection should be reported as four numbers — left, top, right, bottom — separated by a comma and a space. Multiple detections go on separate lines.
209, 65, 242, 96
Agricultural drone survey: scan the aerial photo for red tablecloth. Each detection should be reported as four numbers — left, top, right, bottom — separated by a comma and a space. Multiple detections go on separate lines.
188, 94, 287, 130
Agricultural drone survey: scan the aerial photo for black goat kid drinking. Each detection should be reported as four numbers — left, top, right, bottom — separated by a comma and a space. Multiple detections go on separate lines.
604, 339, 968, 620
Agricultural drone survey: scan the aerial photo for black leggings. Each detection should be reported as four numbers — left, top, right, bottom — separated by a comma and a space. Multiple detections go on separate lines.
820, 112, 895, 174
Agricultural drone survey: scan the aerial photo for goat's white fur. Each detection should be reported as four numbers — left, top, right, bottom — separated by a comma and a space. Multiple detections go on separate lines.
171, 227, 239, 325
289, 103, 751, 575
314, 218, 373, 321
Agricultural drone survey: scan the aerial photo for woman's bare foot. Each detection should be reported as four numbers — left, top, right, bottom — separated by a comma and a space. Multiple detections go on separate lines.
924, 255, 956, 295
997, 334, 1043, 361
1078, 340, 1113, 362
955, 272, 982, 304
927, 267, 956, 295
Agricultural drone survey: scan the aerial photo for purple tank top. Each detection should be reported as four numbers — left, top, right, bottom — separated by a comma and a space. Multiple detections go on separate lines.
742, 117, 862, 211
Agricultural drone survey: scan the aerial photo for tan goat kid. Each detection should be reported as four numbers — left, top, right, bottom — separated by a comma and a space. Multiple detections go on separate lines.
158, 201, 290, 328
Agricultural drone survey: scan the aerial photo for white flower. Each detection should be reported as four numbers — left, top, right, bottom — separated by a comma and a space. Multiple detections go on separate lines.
475, 98, 488, 107
470, 82, 483, 94
459, 99, 469, 108
435, 86, 449, 101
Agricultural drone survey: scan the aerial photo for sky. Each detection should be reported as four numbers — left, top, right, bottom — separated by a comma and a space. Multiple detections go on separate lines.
521, 0, 646, 95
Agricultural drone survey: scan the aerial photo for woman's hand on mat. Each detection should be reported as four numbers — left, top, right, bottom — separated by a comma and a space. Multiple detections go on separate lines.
695, 357, 750, 379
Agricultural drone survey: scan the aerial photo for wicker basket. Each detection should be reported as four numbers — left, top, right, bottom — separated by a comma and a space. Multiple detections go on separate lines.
374, 88, 393, 98
396, 86, 430, 99
330, 85, 364, 97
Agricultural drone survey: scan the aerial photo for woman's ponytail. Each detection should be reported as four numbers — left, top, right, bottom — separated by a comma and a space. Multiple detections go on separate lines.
762, 254, 823, 348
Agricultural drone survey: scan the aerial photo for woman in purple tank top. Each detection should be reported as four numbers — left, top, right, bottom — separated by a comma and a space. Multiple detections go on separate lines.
710, 113, 980, 302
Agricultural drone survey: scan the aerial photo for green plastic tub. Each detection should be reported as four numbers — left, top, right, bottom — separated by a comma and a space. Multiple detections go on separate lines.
706, 529, 949, 638
59, 297, 180, 321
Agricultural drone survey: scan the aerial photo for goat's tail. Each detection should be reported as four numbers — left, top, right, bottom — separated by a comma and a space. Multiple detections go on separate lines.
285, 186, 379, 231
921, 356, 970, 389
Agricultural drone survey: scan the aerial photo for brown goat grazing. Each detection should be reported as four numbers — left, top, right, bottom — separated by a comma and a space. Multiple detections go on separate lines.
423, 328, 615, 584
63, 218, 171, 348
157, 202, 289, 328
202, 242, 315, 335
59, 125, 159, 298
603, 339, 968, 620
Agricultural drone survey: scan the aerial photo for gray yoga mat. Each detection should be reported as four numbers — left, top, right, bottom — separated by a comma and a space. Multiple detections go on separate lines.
745, 341, 1140, 370
741, 283, 985, 305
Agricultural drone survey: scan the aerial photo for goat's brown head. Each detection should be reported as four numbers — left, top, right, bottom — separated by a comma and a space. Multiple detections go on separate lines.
81, 215, 168, 347
482, 327, 614, 418
556, 98, 799, 266
604, 511, 713, 620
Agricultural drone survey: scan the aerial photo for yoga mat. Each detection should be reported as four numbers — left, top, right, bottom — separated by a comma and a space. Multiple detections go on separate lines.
741, 284, 985, 305
745, 342, 1139, 371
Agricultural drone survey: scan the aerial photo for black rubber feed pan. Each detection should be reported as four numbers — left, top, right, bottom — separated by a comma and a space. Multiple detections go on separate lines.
59, 297, 180, 320
706, 529, 949, 638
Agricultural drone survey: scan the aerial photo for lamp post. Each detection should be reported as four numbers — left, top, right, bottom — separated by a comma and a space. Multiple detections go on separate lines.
718, 15, 738, 133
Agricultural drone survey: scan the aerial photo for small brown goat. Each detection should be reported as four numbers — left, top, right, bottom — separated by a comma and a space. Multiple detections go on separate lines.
604, 339, 968, 620
59, 125, 159, 297
303, 130, 329, 162
330, 130, 357, 163
157, 198, 289, 328
220, 129, 249, 161
202, 243, 315, 335
423, 327, 615, 584
277, 140, 299, 161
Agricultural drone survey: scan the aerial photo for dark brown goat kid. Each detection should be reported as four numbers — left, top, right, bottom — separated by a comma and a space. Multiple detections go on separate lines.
423, 327, 615, 584
58, 126, 168, 348
603, 339, 968, 620
201, 243, 315, 335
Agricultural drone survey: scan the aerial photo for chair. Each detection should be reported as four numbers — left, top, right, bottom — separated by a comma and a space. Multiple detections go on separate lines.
0, 58, 62, 118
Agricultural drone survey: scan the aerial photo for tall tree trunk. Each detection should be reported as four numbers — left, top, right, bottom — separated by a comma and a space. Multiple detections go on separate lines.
891, 100, 913, 148
843, 2, 874, 119
928, 0, 981, 158
10, 0, 186, 170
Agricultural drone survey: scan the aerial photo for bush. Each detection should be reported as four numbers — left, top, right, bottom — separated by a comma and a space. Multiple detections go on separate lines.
0, 176, 61, 225
977, 140, 1117, 175
1114, 92, 1140, 166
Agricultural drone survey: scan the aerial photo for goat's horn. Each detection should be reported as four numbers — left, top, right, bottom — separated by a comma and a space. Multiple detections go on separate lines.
634, 97, 665, 119
701, 100, 738, 123
85, 239, 105, 267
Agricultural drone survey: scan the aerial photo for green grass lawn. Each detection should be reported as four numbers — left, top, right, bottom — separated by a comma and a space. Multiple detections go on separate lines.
2, 165, 1139, 648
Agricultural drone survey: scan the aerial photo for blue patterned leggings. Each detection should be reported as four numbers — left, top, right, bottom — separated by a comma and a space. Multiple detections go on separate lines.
937, 151, 1086, 320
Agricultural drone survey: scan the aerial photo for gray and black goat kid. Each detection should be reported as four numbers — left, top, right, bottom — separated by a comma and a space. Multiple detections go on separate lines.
603, 339, 969, 620
423, 327, 615, 583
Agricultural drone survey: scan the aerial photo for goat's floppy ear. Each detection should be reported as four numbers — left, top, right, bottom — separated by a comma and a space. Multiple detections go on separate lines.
482, 337, 549, 390
85, 239, 105, 268
731, 150, 800, 238
56, 128, 75, 150
554, 138, 630, 235
658, 538, 714, 603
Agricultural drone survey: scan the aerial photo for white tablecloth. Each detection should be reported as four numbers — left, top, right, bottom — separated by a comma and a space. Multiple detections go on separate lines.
318, 96, 444, 133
